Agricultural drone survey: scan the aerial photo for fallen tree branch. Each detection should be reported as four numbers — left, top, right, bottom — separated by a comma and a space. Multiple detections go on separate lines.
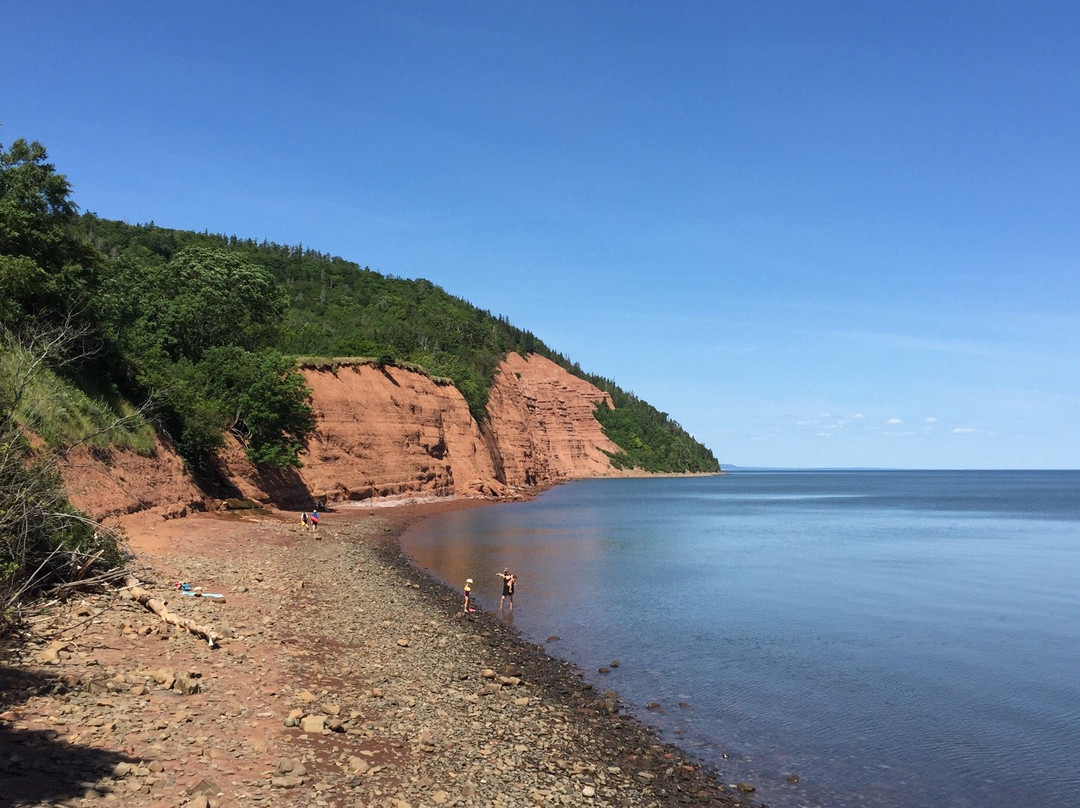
48, 566, 134, 597
124, 577, 222, 648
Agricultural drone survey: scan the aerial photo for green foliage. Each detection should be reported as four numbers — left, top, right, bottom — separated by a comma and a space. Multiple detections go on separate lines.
9, 351, 155, 453
0, 139, 102, 331
591, 388, 720, 474
101, 244, 286, 363
1, 326, 124, 625
0, 254, 46, 323
95, 242, 313, 468
204, 347, 316, 468
154, 358, 229, 462
82, 215, 719, 472
80, 219, 552, 423
0, 139, 77, 269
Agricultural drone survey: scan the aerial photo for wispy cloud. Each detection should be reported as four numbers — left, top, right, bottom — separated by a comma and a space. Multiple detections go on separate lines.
886, 418, 903, 425
952, 427, 975, 434
831, 329, 1003, 358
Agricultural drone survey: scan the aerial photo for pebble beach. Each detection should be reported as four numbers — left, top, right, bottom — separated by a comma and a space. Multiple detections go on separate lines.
1, 503, 752, 808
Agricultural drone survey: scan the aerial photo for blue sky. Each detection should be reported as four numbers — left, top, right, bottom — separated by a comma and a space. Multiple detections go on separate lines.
5, 1, 1078, 468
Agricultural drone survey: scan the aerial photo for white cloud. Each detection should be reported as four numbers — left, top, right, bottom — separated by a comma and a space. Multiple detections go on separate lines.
886, 418, 903, 425
952, 427, 975, 434
832, 328, 1002, 358
924, 417, 937, 424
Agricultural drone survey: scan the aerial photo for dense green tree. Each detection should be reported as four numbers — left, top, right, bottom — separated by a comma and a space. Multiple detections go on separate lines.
593, 393, 719, 473
103, 245, 285, 364
0, 139, 102, 328
95, 246, 313, 469
203, 346, 315, 468
0, 139, 77, 266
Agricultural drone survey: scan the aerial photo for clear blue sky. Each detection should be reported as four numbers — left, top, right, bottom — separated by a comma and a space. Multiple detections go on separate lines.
5, 1, 1078, 469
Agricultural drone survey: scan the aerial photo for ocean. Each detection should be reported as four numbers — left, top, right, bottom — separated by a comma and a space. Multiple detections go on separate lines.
399, 471, 1080, 808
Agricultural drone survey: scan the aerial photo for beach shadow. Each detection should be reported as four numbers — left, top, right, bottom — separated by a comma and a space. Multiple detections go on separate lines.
0, 665, 136, 808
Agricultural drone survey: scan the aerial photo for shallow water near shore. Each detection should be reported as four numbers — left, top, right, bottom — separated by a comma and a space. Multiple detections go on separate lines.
400, 470, 1080, 808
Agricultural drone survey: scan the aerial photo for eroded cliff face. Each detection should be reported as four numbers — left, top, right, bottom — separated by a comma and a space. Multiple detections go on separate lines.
265, 362, 504, 504
62, 353, 626, 521
58, 439, 208, 524
485, 352, 620, 486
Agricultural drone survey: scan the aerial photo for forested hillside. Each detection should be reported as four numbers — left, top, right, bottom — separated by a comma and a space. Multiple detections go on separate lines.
4, 137, 720, 475
1, 136, 720, 615
80, 217, 720, 474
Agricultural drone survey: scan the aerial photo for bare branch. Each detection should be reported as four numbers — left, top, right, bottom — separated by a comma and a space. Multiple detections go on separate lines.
1, 315, 133, 629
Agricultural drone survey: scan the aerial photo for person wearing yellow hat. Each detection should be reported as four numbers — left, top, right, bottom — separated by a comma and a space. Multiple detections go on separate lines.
463, 578, 474, 613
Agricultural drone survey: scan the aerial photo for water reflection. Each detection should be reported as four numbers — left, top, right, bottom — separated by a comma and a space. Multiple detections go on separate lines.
401, 504, 610, 618
399, 475, 1080, 808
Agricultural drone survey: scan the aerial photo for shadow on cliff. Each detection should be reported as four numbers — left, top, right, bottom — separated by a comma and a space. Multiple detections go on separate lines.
376, 360, 401, 386
187, 458, 244, 502
248, 464, 322, 511
0, 665, 135, 808
188, 456, 321, 511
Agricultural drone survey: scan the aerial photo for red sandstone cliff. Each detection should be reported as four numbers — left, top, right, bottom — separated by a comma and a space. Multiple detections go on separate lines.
485, 352, 620, 486
58, 439, 206, 524
61, 353, 628, 522
223, 362, 505, 506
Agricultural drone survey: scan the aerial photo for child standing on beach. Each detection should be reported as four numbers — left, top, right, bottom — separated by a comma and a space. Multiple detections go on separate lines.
310, 510, 319, 532
463, 578, 474, 613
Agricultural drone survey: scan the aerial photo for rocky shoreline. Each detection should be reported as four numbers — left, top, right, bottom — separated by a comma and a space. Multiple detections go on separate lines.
1, 503, 756, 808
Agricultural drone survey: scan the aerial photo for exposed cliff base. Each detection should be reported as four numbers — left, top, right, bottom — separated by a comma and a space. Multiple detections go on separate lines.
59, 353, 635, 523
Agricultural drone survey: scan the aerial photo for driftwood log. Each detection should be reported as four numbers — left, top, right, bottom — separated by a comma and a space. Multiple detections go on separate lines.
124, 577, 222, 647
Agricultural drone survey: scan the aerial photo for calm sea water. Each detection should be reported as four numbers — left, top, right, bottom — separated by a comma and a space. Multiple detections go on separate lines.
399, 471, 1080, 808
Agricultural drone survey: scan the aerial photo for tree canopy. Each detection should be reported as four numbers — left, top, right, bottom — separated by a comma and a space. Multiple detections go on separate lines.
0, 140, 317, 471
0, 139, 102, 331
95, 246, 310, 468
111, 245, 286, 363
